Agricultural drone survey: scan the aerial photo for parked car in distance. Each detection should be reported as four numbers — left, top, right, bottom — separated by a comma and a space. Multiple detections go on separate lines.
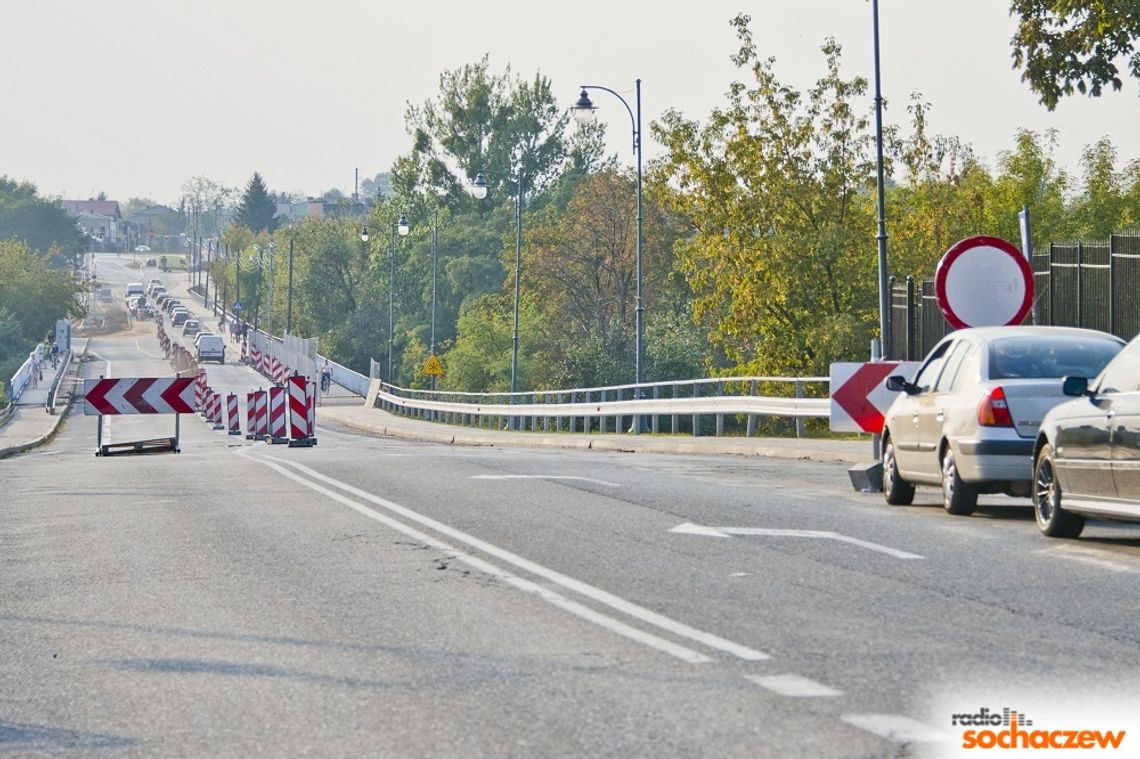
164, 298, 182, 314
1032, 333, 1140, 538
145, 257, 157, 267
881, 326, 1124, 516
182, 319, 201, 336
146, 279, 162, 293
151, 286, 166, 301
98, 286, 113, 301
196, 334, 225, 364
171, 310, 191, 327
135, 245, 151, 252
193, 330, 213, 346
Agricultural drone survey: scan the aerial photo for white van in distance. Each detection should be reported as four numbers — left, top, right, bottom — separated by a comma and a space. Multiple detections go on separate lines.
196, 334, 225, 364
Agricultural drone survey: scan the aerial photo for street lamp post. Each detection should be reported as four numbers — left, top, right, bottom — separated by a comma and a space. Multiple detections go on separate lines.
471, 171, 525, 427
572, 80, 645, 432
872, 0, 890, 360
429, 202, 439, 391
266, 241, 276, 336
286, 234, 295, 335
362, 215, 410, 383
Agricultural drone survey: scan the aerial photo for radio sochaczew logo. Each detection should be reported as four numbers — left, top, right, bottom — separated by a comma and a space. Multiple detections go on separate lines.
952, 706, 1126, 750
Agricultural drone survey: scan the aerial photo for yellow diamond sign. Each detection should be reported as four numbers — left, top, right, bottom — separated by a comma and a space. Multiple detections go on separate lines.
423, 354, 445, 376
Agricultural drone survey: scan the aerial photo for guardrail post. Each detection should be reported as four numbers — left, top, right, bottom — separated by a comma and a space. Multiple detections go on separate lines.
672, 384, 679, 434
795, 380, 805, 438
715, 381, 724, 437
691, 383, 699, 437
746, 379, 758, 436
529, 393, 537, 432
613, 388, 620, 434
556, 393, 564, 432
599, 389, 607, 433
651, 386, 660, 434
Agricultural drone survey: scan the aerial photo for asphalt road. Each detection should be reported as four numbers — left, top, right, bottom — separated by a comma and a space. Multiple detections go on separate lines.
2, 255, 1139, 757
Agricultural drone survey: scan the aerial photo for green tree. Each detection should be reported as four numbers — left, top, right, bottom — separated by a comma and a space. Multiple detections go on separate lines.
987, 129, 1072, 245
233, 172, 277, 234
1010, 0, 1140, 109
0, 177, 87, 267
0, 239, 84, 346
654, 15, 879, 375
1070, 137, 1130, 238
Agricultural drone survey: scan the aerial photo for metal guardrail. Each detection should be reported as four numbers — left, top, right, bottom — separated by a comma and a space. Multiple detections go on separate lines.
373, 376, 830, 437
45, 350, 73, 413
7, 344, 45, 404
240, 322, 829, 438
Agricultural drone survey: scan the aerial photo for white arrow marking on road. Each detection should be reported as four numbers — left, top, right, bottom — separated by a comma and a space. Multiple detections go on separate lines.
470, 475, 621, 487
669, 522, 924, 560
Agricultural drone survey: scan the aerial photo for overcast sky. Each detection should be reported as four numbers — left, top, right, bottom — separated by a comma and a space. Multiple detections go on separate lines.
3, 0, 1137, 206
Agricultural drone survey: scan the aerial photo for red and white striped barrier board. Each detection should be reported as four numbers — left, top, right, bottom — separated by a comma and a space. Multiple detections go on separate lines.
287, 376, 309, 439
195, 371, 208, 412
249, 344, 260, 366
268, 386, 287, 439
269, 355, 280, 384
240, 341, 248, 363
276, 361, 289, 386
246, 390, 258, 437
227, 393, 241, 435
205, 390, 220, 427
261, 351, 271, 378
83, 377, 196, 415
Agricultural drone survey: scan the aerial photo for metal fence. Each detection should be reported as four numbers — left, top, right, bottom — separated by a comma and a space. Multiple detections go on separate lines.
888, 231, 1140, 359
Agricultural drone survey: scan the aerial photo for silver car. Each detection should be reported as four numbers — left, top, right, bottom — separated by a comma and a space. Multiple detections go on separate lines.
881, 326, 1123, 515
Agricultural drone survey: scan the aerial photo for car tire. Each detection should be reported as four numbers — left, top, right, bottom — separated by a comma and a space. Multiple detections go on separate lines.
1033, 444, 1085, 538
941, 447, 977, 516
882, 437, 915, 505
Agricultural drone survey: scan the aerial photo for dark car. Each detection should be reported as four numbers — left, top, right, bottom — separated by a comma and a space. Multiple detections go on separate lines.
1032, 334, 1140, 537
145, 257, 157, 267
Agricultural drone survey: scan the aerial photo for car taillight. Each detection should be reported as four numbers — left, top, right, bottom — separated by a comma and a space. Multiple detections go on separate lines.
977, 386, 1014, 427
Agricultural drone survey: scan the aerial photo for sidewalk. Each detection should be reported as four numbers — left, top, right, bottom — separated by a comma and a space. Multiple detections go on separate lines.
0, 339, 89, 460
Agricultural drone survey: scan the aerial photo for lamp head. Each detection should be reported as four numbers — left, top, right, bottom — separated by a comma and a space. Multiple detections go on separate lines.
360, 225, 369, 243
572, 88, 597, 125
397, 214, 410, 236
472, 172, 489, 200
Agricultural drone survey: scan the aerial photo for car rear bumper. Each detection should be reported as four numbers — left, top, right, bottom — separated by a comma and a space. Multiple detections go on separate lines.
955, 438, 1035, 482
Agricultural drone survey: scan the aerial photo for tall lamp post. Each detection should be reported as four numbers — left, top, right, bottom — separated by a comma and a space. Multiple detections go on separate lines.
572, 80, 645, 432
871, 0, 890, 359
362, 215, 410, 383
472, 170, 525, 419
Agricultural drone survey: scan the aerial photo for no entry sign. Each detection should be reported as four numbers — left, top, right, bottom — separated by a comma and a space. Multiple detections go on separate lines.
935, 235, 1034, 329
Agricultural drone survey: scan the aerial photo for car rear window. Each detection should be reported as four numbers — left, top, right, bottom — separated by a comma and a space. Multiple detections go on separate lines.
988, 336, 1122, 380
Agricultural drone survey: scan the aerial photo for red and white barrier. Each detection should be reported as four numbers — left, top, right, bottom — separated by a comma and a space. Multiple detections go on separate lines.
195, 371, 208, 412
249, 344, 260, 367
260, 351, 271, 379
245, 389, 268, 439
208, 390, 224, 429
287, 376, 308, 440
240, 340, 248, 363
268, 386, 287, 440
307, 380, 317, 444
275, 360, 289, 386
226, 393, 241, 435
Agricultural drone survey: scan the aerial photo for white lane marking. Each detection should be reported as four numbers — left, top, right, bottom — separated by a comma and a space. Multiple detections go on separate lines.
670, 522, 924, 560
254, 453, 769, 662
746, 674, 842, 698
469, 474, 621, 487
1039, 544, 1135, 573
841, 714, 947, 743
240, 450, 711, 664
134, 338, 166, 359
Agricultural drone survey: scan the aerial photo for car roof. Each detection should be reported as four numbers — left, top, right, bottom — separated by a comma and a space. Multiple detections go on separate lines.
943, 326, 1125, 344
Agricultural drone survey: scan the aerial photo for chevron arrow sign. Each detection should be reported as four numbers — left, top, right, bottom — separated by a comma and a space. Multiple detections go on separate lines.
83, 377, 197, 415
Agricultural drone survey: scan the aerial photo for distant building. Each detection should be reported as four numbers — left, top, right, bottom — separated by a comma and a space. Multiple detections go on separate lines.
62, 198, 123, 245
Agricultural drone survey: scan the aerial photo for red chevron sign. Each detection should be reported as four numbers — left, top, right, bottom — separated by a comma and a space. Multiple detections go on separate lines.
829, 361, 920, 433
83, 377, 196, 415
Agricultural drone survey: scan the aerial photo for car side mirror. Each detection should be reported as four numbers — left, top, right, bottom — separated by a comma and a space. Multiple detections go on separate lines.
1061, 375, 1089, 397
885, 375, 916, 394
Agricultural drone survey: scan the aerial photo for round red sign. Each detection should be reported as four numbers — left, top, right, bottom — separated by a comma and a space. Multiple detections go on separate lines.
934, 235, 1034, 329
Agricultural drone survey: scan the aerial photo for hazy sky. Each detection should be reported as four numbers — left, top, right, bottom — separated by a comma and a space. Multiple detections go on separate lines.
3, 0, 1137, 206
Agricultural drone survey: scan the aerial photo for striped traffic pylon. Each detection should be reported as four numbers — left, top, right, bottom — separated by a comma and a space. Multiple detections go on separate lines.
226, 393, 241, 435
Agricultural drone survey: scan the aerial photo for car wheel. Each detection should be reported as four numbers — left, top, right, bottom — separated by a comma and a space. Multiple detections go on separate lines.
941, 447, 977, 516
882, 437, 914, 505
1034, 444, 1085, 538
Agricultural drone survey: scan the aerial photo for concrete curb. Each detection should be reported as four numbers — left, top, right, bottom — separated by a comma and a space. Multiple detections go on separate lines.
317, 406, 869, 465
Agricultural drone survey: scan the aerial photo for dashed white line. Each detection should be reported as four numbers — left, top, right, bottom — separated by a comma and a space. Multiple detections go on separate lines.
841, 714, 947, 743
746, 674, 842, 698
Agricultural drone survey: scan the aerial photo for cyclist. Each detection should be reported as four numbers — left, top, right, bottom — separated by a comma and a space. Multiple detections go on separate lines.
319, 359, 332, 394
